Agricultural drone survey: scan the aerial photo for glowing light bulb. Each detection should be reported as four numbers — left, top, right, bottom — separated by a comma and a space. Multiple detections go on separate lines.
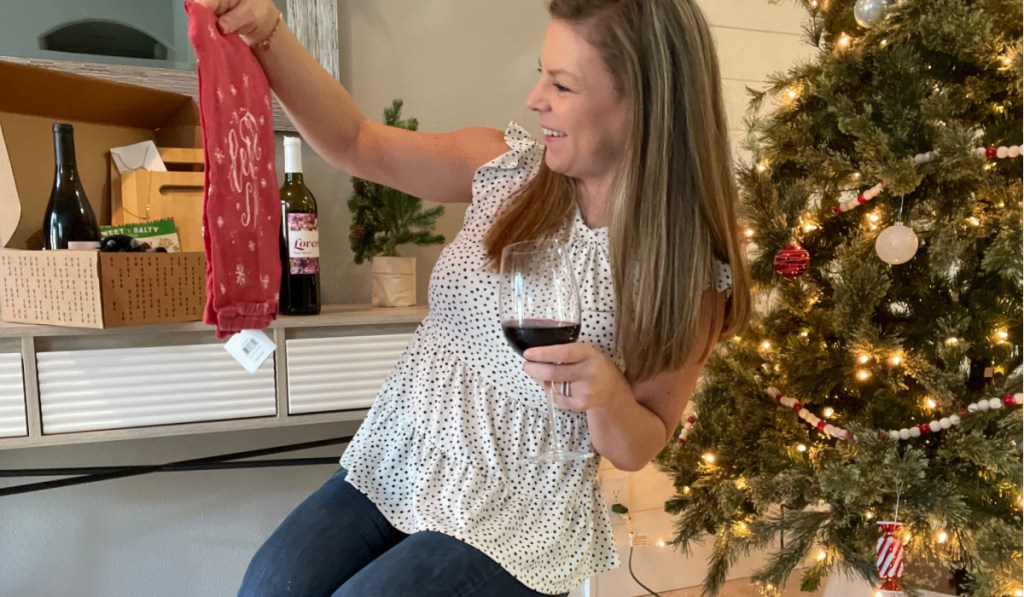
837, 33, 851, 49
868, 212, 880, 223
682, 486, 692, 495
743, 227, 755, 239
856, 369, 871, 381
703, 453, 716, 464
937, 531, 949, 543
802, 221, 818, 233
966, 216, 981, 227
903, 532, 912, 542
880, 39, 888, 47
889, 354, 902, 366
817, 550, 827, 561
797, 443, 808, 453
995, 329, 1009, 341
945, 337, 959, 346
656, 539, 667, 548
822, 407, 834, 418
788, 88, 798, 100
799, 329, 809, 338
858, 354, 871, 364
926, 398, 937, 410
760, 340, 773, 351
756, 160, 769, 173
810, 0, 818, 8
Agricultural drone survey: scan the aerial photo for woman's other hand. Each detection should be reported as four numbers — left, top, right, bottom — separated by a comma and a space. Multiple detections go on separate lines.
191, 0, 279, 46
522, 343, 629, 413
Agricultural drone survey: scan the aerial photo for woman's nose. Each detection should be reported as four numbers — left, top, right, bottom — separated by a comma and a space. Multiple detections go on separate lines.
525, 78, 548, 113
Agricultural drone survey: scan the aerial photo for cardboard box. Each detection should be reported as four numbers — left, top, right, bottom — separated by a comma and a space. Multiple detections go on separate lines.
0, 60, 207, 328
0, 249, 206, 328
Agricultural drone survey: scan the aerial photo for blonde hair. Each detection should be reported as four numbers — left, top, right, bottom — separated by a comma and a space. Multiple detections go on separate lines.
485, 0, 751, 381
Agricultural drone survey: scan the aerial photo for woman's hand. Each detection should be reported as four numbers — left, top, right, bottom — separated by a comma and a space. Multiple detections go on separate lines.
522, 343, 630, 413
191, 0, 279, 45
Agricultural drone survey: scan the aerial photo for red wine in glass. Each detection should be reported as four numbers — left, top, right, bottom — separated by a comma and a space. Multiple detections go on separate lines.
499, 239, 592, 462
502, 319, 581, 355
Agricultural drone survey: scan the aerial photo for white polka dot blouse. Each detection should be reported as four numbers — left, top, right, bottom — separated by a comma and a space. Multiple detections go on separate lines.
339, 123, 732, 594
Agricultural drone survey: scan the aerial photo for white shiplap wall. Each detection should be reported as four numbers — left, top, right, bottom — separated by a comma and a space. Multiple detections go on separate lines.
586, 2, 815, 596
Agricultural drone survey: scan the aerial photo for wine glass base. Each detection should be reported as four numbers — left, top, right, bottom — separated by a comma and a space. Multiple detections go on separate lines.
528, 450, 595, 463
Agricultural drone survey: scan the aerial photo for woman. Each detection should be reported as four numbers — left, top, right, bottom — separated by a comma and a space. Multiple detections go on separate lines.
195, 0, 751, 595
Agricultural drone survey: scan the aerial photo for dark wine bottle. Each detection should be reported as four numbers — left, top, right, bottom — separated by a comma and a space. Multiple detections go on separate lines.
279, 136, 321, 315
42, 123, 101, 250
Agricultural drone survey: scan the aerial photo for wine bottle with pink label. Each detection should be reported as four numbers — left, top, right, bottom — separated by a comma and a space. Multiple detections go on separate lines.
279, 136, 321, 315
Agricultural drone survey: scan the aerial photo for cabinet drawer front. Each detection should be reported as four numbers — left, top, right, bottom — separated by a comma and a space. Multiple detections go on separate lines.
0, 353, 26, 438
287, 333, 412, 414
37, 344, 276, 434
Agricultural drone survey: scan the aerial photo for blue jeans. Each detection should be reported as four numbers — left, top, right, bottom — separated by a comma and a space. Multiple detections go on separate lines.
239, 468, 569, 597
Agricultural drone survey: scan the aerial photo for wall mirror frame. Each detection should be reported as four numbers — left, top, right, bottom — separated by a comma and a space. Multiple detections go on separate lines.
0, 0, 341, 133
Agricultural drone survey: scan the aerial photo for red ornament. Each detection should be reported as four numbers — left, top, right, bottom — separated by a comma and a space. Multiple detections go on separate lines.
986, 146, 997, 159
876, 521, 905, 592
774, 242, 811, 279
1004, 394, 1017, 406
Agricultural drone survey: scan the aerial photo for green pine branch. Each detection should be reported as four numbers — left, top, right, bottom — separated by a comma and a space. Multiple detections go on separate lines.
347, 99, 445, 264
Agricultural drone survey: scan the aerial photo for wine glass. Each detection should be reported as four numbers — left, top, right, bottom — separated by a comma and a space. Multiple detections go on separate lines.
500, 239, 594, 462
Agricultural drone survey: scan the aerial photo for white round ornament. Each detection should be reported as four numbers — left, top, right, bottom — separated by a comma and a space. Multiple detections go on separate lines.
854, 0, 891, 28
875, 222, 919, 264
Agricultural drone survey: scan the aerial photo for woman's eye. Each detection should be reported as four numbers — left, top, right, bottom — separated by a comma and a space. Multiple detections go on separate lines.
553, 82, 571, 92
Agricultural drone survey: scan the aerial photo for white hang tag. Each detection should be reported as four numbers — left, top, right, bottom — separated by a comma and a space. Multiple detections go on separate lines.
224, 329, 276, 373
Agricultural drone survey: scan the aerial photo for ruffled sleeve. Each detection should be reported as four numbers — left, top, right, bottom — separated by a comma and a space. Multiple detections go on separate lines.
461, 122, 545, 234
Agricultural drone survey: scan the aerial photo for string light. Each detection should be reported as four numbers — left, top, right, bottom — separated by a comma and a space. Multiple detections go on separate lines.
802, 220, 819, 233
682, 486, 692, 496
837, 33, 852, 50
926, 398, 938, 410
880, 39, 888, 47
743, 227, 756, 239
756, 160, 770, 173
760, 340, 773, 351
858, 354, 871, 364
945, 337, 960, 346
816, 549, 827, 561
703, 452, 716, 464
656, 539, 667, 548
995, 329, 1009, 342
822, 406, 834, 418
889, 353, 903, 366
966, 216, 981, 227
868, 212, 880, 223
856, 369, 872, 381
903, 531, 912, 542
799, 329, 810, 338
796, 443, 808, 453
936, 530, 949, 544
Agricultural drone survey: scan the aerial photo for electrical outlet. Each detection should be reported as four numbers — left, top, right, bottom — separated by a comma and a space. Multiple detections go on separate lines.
600, 472, 629, 525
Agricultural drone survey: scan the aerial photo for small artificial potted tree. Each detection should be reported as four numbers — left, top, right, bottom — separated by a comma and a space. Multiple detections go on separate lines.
348, 99, 445, 307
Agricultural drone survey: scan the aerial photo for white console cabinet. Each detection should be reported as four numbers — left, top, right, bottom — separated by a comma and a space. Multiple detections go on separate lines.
0, 305, 425, 449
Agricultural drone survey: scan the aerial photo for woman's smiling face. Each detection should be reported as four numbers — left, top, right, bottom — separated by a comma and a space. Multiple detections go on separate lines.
526, 18, 631, 184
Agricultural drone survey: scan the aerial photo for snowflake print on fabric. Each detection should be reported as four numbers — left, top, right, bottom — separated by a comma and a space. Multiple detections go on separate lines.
187, 1, 280, 339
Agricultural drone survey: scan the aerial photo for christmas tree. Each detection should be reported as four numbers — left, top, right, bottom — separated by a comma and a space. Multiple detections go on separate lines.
656, 1, 1022, 595
347, 99, 445, 264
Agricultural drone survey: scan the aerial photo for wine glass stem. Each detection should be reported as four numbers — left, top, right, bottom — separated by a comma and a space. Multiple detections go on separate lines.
547, 383, 559, 453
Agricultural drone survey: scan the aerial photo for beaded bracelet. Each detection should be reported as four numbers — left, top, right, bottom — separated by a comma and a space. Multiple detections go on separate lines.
251, 10, 283, 52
